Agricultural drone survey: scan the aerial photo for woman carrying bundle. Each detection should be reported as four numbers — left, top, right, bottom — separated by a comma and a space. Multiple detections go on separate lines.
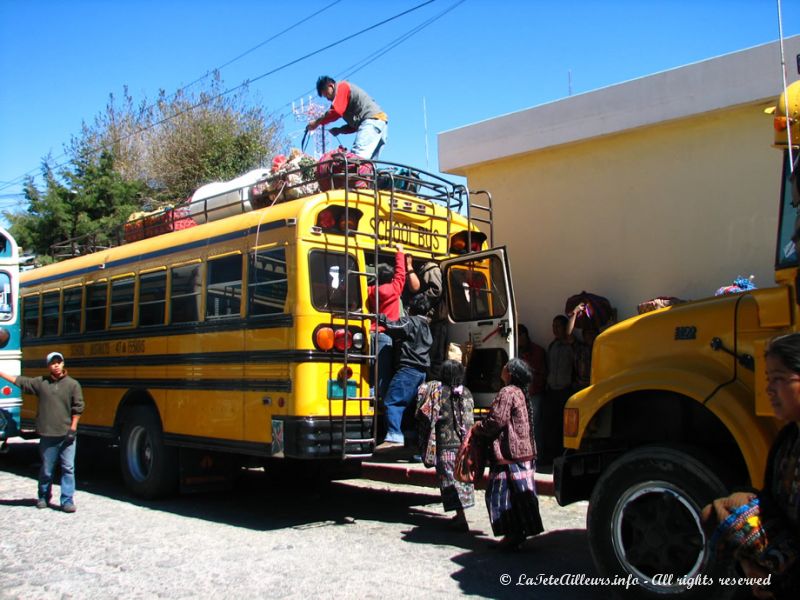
472, 357, 544, 550
416, 359, 475, 531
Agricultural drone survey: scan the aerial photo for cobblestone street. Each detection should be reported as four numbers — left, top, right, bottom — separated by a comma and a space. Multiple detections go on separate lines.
1, 439, 599, 600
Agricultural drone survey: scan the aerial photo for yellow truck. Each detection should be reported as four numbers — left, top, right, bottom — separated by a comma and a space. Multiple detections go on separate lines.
554, 81, 800, 599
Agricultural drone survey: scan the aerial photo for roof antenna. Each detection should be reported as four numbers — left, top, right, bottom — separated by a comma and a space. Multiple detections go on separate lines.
777, 0, 794, 170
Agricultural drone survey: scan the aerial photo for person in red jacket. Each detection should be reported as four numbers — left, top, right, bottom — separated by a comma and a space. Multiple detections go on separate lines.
306, 76, 388, 159
367, 243, 405, 401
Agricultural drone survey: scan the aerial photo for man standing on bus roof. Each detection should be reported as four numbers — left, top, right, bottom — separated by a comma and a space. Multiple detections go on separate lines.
0, 351, 84, 513
305, 76, 388, 159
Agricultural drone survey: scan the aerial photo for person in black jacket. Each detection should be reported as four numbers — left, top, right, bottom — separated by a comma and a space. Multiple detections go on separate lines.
404, 258, 447, 381
375, 294, 432, 449
0, 351, 84, 512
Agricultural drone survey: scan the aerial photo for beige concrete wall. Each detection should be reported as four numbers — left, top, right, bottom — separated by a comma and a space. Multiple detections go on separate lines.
462, 103, 783, 346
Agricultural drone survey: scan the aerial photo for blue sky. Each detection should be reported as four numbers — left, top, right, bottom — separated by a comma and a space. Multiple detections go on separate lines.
1, 0, 799, 216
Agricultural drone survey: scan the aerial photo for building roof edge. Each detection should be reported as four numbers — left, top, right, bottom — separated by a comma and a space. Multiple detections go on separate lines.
439, 36, 800, 174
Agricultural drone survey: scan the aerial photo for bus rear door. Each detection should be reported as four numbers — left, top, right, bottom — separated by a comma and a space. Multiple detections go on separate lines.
440, 247, 516, 409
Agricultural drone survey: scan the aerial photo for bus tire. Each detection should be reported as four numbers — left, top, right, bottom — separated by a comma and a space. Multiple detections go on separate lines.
586, 446, 733, 600
119, 406, 178, 499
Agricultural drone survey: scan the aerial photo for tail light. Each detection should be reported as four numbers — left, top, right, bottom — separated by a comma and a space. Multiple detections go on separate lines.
449, 230, 487, 254
318, 209, 337, 229
313, 325, 364, 352
315, 206, 363, 234
334, 328, 353, 351
352, 332, 364, 350
337, 366, 353, 384
337, 214, 358, 231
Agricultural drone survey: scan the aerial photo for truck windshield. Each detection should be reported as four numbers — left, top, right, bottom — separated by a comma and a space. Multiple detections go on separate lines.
776, 151, 799, 270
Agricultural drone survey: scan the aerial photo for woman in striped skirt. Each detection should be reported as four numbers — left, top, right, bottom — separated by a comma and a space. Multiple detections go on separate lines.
472, 357, 544, 550
416, 359, 475, 531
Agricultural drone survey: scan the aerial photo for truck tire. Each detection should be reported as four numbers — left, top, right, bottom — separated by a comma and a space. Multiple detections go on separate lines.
587, 446, 732, 599
119, 406, 178, 499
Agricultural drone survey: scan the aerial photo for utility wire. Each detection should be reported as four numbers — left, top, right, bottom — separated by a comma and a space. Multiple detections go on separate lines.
283, 0, 464, 119
0, 3, 342, 194
0, 0, 433, 195
341, 0, 464, 80
178, 0, 343, 95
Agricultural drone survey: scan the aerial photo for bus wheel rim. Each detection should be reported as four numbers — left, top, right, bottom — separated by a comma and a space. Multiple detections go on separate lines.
611, 481, 706, 591
126, 425, 153, 482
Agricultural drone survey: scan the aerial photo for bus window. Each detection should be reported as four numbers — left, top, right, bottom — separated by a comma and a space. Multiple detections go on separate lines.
309, 250, 360, 312
248, 249, 287, 317
448, 256, 509, 321
22, 296, 38, 338
171, 264, 201, 324
62, 287, 82, 334
110, 276, 135, 327
139, 271, 166, 327
85, 282, 108, 332
207, 255, 242, 320
0, 272, 12, 321
41, 291, 60, 337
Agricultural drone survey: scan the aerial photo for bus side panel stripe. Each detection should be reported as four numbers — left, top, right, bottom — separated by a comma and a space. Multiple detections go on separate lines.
21, 220, 286, 287
78, 378, 292, 392
22, 349, 345, 369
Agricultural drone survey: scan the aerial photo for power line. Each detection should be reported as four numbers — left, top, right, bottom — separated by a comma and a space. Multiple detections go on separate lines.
282, 0, 464, 121
0, 3, 342, 195
178, 0, 344, 95
341, 0, 464, 80
0, 0, 430, 195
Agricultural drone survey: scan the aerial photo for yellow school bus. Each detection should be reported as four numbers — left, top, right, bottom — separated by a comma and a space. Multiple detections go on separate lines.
19, 158, 516, 497
554, 82, 800, 598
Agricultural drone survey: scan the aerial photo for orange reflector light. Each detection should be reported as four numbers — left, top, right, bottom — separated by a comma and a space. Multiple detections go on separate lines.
337, 215, 358, 231
338, 366, 353, 382
1, 386, 10, 396
278, 397, 285, 408
315, 327, 335, 351
563, 407, 579, 438
450, 238, 467, 252
774, 116, 789, 132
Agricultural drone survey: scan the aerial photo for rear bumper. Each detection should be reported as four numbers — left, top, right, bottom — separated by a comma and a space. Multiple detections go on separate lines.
272, 416, 374, 459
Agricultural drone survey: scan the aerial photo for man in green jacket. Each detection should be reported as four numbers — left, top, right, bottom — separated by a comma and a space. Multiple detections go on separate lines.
0, 351, 84, 512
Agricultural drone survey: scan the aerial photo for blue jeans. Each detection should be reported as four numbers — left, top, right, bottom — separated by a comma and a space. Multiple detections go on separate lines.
352, 119, 388, 159
38, 435, 76, 505
371, 332, 394, 401
383, 366, 425, 443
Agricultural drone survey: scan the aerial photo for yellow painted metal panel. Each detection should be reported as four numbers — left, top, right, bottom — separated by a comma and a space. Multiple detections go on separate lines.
165, 389, 242, 439
754, 285, 792, 328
